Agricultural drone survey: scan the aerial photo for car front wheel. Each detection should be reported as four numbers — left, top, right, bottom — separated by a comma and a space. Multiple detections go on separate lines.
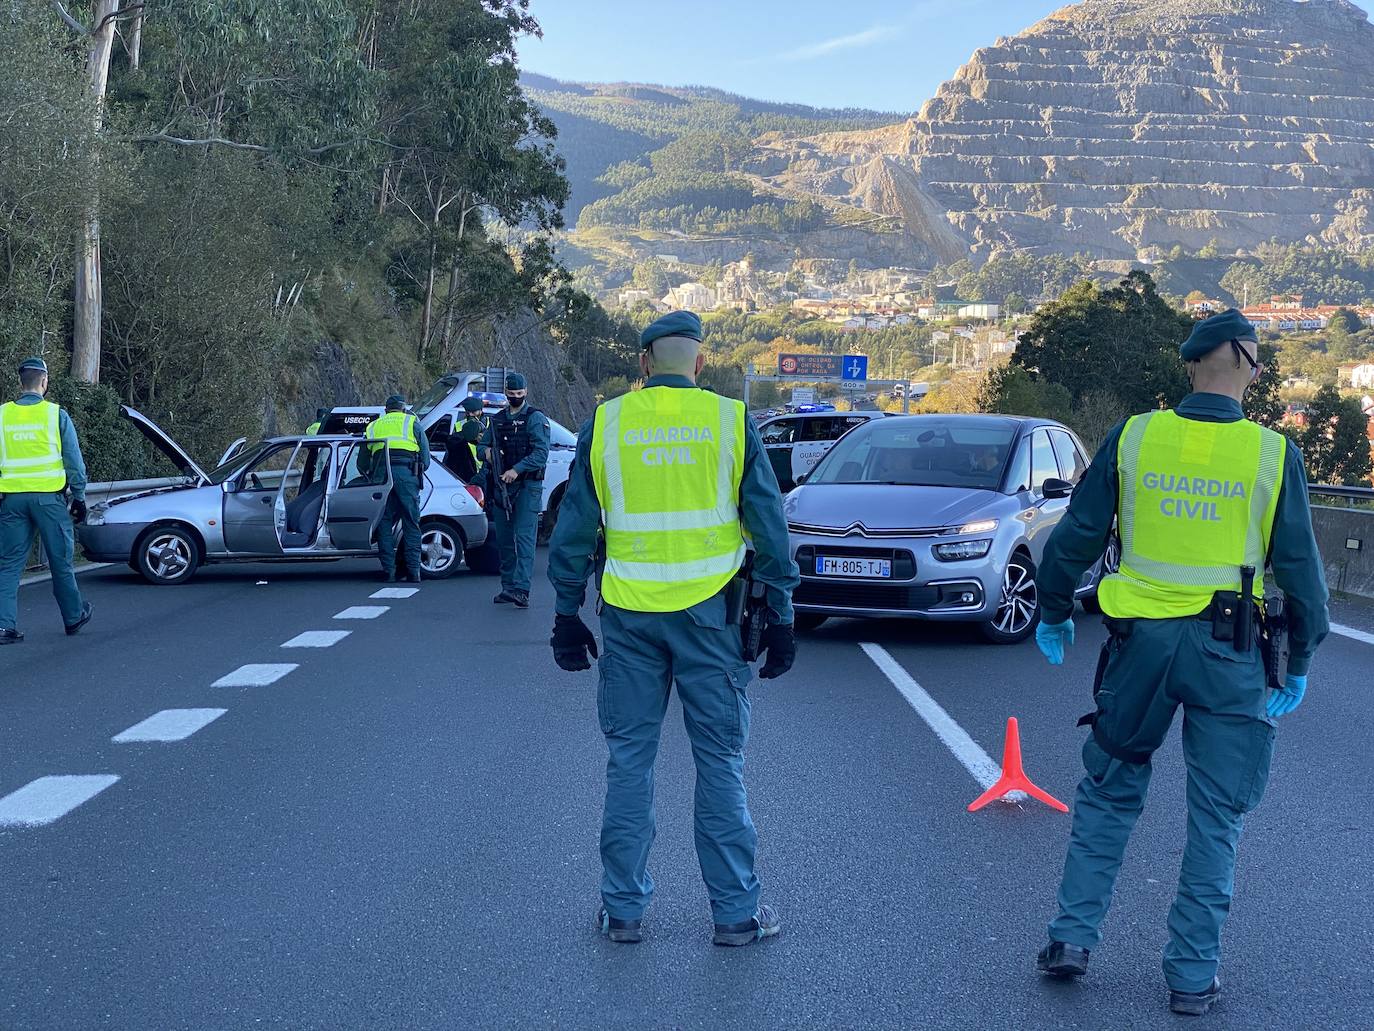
134, 526, 200, 585
980, 554, 1040, 644
419, 519, 463, 580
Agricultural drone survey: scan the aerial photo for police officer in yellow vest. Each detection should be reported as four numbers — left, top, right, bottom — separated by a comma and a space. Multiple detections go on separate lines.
548, 310, 800, 947
1031, 309, 1329, 1016
0, 358, 94, 643
306, 408, 327, 435
364, 395, 429, 583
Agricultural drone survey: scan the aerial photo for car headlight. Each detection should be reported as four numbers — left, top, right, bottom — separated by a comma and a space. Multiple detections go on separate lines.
85, 503, 107, 527
954, 518, 998, 535
933, 538, 993, 561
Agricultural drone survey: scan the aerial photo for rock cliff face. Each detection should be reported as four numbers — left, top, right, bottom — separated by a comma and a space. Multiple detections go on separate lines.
754, 0, 1374, 260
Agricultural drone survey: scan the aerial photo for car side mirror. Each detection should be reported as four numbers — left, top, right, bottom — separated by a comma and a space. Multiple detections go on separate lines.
1042, 477, 1074, 500
222, 479, 239, 494
794, 471, 809, 486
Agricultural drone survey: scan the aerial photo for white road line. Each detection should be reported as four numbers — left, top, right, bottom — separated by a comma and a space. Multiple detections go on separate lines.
113, 708, 227, 743
1332, 623, 1374, 647
371, 587, 419, 599
212, 663, 299, 687
282, 630, 351, 649
860, 642, 1002, 791
0, 775, 120, 827
333, 606, 389, 620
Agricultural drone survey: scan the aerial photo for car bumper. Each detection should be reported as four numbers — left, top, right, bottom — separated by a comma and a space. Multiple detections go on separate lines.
457, 512, 488, 547
77, 522, 146, 563
790, 532, 1004, 622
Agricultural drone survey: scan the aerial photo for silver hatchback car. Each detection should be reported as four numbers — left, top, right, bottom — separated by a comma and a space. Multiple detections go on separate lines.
783, 414, 1111, 643
78, 407, 488, 585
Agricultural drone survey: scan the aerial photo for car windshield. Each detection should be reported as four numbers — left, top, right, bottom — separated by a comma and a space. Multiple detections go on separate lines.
413, 377, 459, 419
206, 441, 271, 484
807, 418, 1017, 489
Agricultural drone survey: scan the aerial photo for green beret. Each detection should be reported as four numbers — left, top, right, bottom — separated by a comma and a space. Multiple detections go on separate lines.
18, 357, 48, 374
1181, 308, 1258, 361
641, 310, 702, 349
460, 396, 484, 413
385, 394, 407, 411
505, 372, 527, 391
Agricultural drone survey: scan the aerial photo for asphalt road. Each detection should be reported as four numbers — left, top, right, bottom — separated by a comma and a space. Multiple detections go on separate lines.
2, 556, 1371, 1029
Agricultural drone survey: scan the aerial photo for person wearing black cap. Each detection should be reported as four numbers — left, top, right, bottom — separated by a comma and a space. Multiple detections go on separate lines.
0, 357, 93, 643
547, 310, 800, 947
364, 395, 430, 583
1030, 308, 1329, 1015
480, 373, 549, 607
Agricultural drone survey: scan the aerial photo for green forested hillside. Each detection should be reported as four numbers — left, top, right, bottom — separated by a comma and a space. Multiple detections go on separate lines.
521, 73, 902, 236
1, 2, 625, 477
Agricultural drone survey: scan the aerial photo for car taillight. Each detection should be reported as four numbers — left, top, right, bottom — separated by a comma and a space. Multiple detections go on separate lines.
464, 484, 484, 507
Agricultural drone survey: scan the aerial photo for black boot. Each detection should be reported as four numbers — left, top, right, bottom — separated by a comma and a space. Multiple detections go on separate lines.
0, 628, 23, 645
712, 904, 781, 947
493, 591, 514, 604
595, 906, 643, 944
1036, 942, 1090, 977
382, 570, 397, 583
511, 590, 529, 608
1169, 979, 1221, 1016
65, 602, 94, 636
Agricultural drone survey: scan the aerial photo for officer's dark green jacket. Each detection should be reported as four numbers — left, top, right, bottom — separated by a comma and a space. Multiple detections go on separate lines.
1038, 392, 1329, 675
548, 374, 800, 621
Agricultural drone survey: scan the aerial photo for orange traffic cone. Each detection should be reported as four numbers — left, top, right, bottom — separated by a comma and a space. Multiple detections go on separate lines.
968, 717, 1069, 813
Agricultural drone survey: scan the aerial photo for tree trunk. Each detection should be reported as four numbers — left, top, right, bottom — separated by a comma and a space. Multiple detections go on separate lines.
419, 239, 437, 361
129, 9, 143, 69
441, 261, 460, 355
71, 0, 120, 384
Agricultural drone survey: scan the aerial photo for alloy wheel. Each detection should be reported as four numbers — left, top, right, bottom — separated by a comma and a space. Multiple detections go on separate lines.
421, 527, 457, 575
994, 558, 1038, 635
147, 533, 191, 580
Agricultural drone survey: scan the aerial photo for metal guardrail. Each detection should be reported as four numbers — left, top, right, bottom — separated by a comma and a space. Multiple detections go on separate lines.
1309, 484, 1374, 503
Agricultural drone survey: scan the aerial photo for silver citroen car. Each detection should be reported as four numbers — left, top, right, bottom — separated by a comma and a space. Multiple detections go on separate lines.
78, 407, 488, 585
783, 414, 1112, 643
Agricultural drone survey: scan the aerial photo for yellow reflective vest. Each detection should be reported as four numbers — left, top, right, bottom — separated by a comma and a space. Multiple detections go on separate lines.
0, 400, 66, 494
590, 386, 747, 613
1098, 410, 1285, 619
365, 411, 420, 453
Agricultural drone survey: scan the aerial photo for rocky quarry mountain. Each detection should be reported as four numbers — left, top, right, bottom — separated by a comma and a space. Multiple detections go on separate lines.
749, 0, 1374, 262
545, 0, 1374, 271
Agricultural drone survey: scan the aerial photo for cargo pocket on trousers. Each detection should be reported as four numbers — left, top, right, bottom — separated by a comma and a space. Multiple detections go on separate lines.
726, 665, 752, 753
1233, 719, 1276, 814
597, 653, 621, 735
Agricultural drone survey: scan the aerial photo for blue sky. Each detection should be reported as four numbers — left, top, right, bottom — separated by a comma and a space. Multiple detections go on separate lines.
520, 0, 1374, 111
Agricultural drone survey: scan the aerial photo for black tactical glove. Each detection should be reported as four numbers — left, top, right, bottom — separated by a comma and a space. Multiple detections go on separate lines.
757, 623, 796, 680
69, 498, 87, 524
551, 613, 599, 672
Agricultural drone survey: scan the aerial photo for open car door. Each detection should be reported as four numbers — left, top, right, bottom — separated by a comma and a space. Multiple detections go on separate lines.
327, 440, 392, 551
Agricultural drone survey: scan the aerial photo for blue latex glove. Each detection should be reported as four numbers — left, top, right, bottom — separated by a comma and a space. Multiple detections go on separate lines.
1035, 618, 1075, 665
1267, 674, 1307, 718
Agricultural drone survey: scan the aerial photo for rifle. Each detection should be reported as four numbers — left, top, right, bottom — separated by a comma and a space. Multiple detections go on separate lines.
488, 429, 514, 521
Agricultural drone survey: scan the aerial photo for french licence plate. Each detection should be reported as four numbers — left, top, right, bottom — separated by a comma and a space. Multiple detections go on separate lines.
815, 556, 891, 579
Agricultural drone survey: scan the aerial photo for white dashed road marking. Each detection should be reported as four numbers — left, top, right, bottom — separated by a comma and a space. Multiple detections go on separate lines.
212, 663, 299, 687
371, 587, 419, 599
334, 606, 389, 620
1332, 623, 1374, 647
112, 709, 227, 743
282, 630, 351, 649
860, 642, 1004, 792
0, 775, 120, 827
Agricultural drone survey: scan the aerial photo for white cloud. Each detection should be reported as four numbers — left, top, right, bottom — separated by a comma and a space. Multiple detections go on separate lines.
777, 25, 897, 62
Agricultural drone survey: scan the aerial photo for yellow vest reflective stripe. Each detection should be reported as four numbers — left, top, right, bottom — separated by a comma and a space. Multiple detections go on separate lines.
306, 421, 321, 435
1098, 410, 1285, 619
364, 412, 420, 453
590, 387, 747, 613
468, 442, 482, 473
0, 400, 66, 494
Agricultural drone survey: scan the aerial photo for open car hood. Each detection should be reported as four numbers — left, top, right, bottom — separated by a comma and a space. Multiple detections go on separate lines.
120, 405, 209, 484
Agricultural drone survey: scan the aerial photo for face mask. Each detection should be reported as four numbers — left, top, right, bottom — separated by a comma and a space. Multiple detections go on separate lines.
508, 396, 526, 411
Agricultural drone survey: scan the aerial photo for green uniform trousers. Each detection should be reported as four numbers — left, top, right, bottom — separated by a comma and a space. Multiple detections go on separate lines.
377, 466, 422, 578
597, 595, 760, 925
1048, 616, 1275, 994
492, 482, 540, 594
0, 492, 85, 631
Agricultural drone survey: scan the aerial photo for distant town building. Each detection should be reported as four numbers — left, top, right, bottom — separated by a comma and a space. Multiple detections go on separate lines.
1350, 364, 1374, 390
617, 289, 653, 308
957, 303, 1000, 320
662, 282, 716, 311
